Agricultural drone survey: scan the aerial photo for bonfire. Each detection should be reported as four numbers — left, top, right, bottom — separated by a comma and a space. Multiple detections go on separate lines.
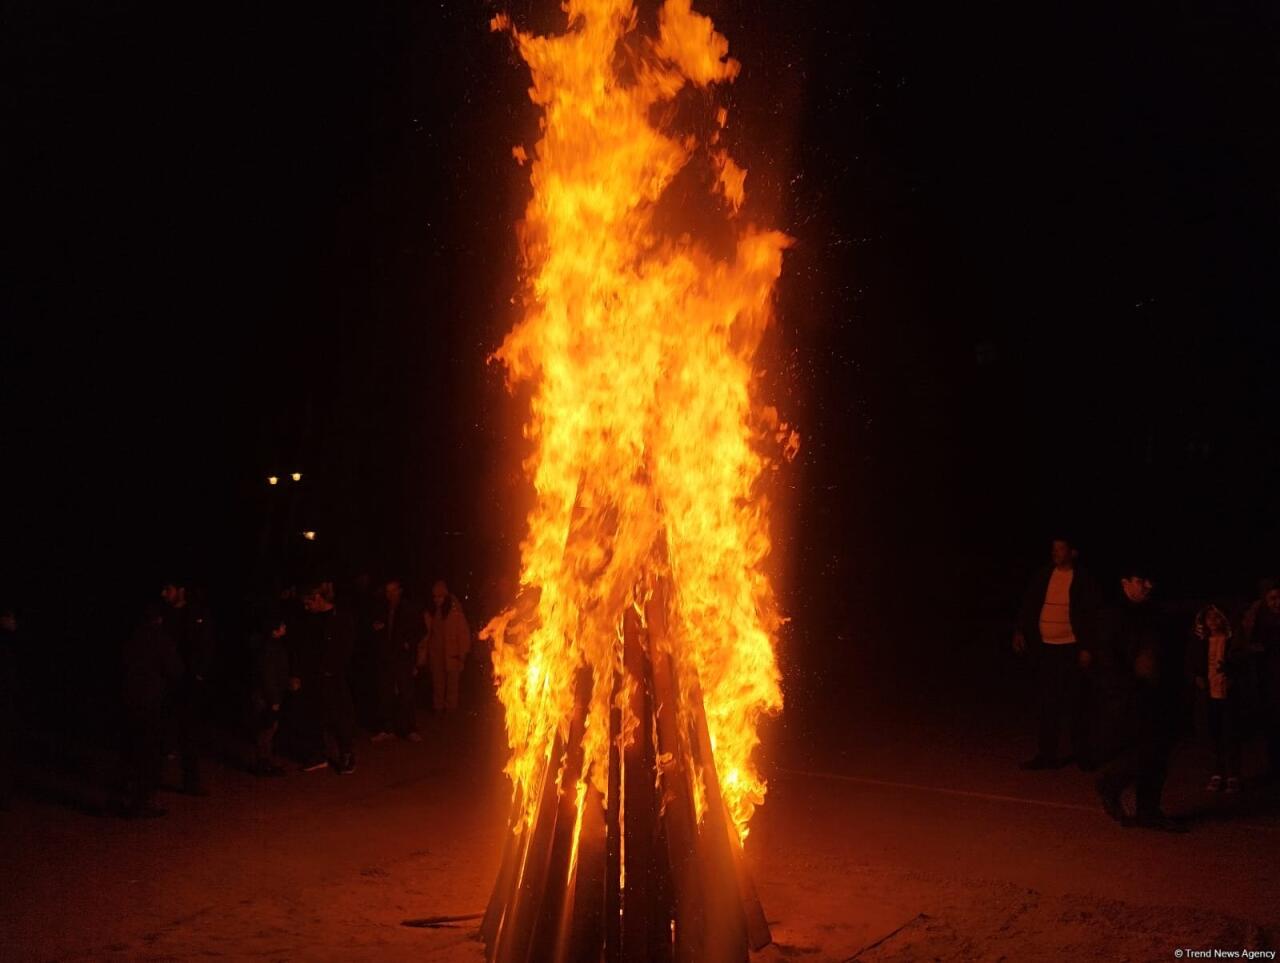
481, 1, 795, 959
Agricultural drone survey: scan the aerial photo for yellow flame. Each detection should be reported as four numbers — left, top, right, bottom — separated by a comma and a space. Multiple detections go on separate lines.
484, 0, 790, 842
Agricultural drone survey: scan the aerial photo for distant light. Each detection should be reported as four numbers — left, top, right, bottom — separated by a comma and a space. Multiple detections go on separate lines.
302, 530, 317, 541
267, 475, 279, 486
291, 472, 302, 482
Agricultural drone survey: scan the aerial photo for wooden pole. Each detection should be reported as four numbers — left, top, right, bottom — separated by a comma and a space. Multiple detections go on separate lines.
688, 678, 770, 951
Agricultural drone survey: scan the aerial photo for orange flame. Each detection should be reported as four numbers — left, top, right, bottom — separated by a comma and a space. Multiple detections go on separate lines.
483, 0, 792, 843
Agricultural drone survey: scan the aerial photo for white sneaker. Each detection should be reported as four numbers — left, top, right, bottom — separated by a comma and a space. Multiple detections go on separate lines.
302, 759, 329, 773
370, 731, 394, 744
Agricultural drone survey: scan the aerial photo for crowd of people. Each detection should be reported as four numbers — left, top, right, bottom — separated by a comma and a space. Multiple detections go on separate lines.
1014, 536, 1280, 832
108, 574, 472, 818
5, 537, 1279, 830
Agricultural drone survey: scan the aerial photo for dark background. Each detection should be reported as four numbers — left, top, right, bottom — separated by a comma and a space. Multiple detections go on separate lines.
5, 0, 1277, 721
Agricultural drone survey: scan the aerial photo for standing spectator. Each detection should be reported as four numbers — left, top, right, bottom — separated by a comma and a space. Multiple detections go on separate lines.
121, 605, 182, 818
346, 572, 379, 733
1187, 604, 1246, 793
1242, 578, 1280, 783
370, 578, 424, 742
284, 592, 326, 772
1013, 536, 1104, 769
248, 613, 290, 777
160, 579, 215, 795
1095, 564, 1186, 831
0, 606, 18, 811
295, 583, 357, 774
422, 580, 471, 714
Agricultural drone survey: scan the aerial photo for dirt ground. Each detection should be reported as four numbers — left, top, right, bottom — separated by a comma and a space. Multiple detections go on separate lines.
2, 679, 1277, 962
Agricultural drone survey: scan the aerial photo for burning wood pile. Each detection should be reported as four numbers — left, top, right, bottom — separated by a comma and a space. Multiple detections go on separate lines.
481, 2, 795, 959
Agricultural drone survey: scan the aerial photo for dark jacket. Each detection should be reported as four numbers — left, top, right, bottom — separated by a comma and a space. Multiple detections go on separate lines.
123, 619, 183, 710
1018, 564, 1103, 652
375, 597, 425, 665
1101, 597, 1182, 738
291, 608, 356, 682
162, 603, 216, 682
251, 632, 291, 710
1244, 603, 1280, 702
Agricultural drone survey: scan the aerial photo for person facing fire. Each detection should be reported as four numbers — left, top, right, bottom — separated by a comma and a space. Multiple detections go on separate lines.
294, 582, 357, 774
1013, 536, 1104, 770
370, 577, 424, 742
159, 579, 215, 796
1095, 564, 1185, 831
422, 579, 470, 713
248, 612, 290, 777
1242, 578, 1280, 783
121, 604, 182, 817
1188, 603, 1246, 793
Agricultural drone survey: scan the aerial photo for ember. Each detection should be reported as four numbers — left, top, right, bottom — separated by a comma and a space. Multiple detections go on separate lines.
481, 1, 794, 960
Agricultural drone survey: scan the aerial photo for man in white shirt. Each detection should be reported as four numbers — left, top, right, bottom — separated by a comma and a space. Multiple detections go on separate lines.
1014, 536, 1103, 770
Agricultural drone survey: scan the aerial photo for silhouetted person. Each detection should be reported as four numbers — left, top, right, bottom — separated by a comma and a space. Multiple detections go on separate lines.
1014, 536, 1103, 769
370, 578, 424, 741
293, 583, 357, 773
160, 580, 215, 795
121, 605, 182, 817
1242, 578, 1280, 783
1188, 604, 1246, 793
1096, 565, 1185, 831
423, 580, 470, 713
249, 614, 290, 776
0, 607, 18, 811
346, 572, 379, 733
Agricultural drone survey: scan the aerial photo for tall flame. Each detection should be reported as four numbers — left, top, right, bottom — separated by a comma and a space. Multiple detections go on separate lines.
484, 0, 792, 843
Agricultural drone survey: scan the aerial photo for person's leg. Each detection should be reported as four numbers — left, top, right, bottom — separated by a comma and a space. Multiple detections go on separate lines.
1072, 658, 1096, 768
446, 664, 461, 711
124, 706, 165, 814
296, 685, 326, 765
431, 644, 447, 713
324, 676, 356, 760
1096, 744, 1134, 822
1134, 738, 1170, 821
1036, 646, 1067, 762
254, 714, 280, 771
179, 683, 205, 793
1207, 698, 1226, 776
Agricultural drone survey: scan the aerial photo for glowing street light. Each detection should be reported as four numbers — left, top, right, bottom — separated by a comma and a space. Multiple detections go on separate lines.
267, 475, 279, 486
291, 471, 303, 482
301, 530, 317, 541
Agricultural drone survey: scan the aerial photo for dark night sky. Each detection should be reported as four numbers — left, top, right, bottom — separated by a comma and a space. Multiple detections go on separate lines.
5, 0, 1278, 667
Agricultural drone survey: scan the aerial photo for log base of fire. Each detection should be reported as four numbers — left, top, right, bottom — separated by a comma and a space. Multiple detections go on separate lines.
481, 591, 771, 963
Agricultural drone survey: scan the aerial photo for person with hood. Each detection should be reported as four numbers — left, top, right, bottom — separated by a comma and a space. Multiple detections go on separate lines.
370, 577, 425, 741
1188, 603, 1248, 793
1013, 535, 1104, 770
422, 579, 471, 713
121, 604, 182, 817
1242, 578, 1280, 783
1095, 563, 1186, 831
